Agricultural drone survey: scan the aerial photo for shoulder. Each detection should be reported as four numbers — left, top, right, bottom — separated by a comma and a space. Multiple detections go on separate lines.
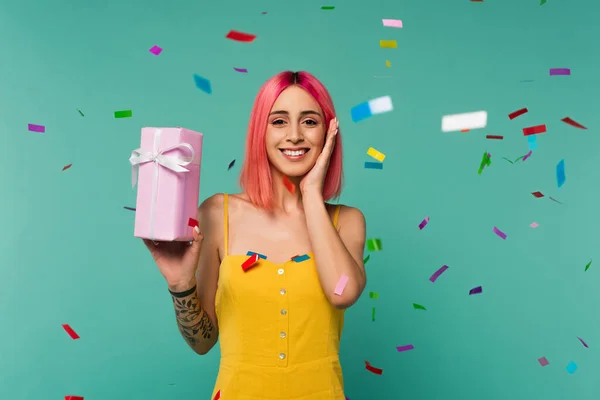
329, 203, 366, 231
196, 194, 226, 235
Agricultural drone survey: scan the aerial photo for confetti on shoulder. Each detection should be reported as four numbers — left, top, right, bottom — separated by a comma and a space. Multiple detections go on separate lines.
396, 344, 414, 352
292, 254, 311, 262
28, 123, 45, 133
226, 30, 257, 43
334, 275, 349, 295
149, 45, 163, 55
442, 111, 487, 132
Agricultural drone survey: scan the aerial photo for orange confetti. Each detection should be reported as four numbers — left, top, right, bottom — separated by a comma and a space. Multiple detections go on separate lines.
460, 129, 470, 132
282, 175, 295, 194
62, 163, 72, 171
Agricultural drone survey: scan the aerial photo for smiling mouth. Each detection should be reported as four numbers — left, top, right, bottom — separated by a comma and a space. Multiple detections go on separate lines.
280, 148, 310, 156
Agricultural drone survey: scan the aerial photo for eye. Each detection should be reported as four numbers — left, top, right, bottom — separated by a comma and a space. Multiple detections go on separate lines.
272, 119, 285, 125
303, 119, 318, 126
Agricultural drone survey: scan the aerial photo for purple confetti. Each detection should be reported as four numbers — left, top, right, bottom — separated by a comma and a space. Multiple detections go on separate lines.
469, 286, 482, 295
429, 265, 449, 283
493, 226, 507, 240
149, 45, 163, 55
538, 357, 549, 367
549, 68, 570, 76
28, 123, 45, 133
522, 150, 532, 161
577, 337, 589, 348
418, 216, 429, 230
233, 67, 248, 73
396, 344, 415, 352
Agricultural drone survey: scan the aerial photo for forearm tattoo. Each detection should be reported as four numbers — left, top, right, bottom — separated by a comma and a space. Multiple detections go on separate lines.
172, 293, 214, 345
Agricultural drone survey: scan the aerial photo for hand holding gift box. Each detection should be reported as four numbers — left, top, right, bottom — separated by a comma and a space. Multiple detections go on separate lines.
129, 127, 203, 241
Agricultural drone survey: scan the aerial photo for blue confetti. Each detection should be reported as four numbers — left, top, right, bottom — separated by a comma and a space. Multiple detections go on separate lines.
556, 159, 565, 188
193, 74, 212, 94
527, 135, 538, 150
246, 251, 267, 260
566, 361, 577, 374
364, 161, 383, 170
292, 254, 311, 262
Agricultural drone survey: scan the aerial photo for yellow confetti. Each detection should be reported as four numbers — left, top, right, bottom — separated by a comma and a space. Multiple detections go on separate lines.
379, 40, 397, 49
367, 147, 386, 162
385, 60, 391, 67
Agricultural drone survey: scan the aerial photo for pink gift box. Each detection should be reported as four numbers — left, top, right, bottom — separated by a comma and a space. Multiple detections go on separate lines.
130, 127, 203, 241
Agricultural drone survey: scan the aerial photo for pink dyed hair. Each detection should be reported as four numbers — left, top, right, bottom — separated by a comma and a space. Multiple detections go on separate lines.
239, 71, 344, 209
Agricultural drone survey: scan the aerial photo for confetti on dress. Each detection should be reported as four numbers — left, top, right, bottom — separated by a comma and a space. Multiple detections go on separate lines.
429, 265, 448, 282
351, 96, 393, 122
241, 253, 260, 271
396, 344, 414, 352
225, 30, 257, 42
193, 74, 212, 94
566, 361, 577, 374
291, 254, 310, 262
577, 337, 589, 348
367, 238, 382, 251
365, 361, 383, 375
62, 164, 72, 171
441, 111, 487, 133
508, 107, 528, 120
62, 324, 80, 340
522, 124, 546, 136
549, 68, 570, 76
556, 159, 565, 188
114, 110, 132, 118
246, 251, 267, 260
28, 123, 45, 133
585, 259, 592, 271
538, 357, 549, 366
367, 147, 386, 162
413, 303, 426, 310
469, 286, 483, 295
561, 117, 587, 129
228, 159, 236, 170
379, 40, 397, 48
233, 67, 248, 73
382, 19, 402, 28
531, 191, 544, 198
149, 45, 163, 55
213, 390, 221, 400
334, 275, 349, 295
418, 216, 429, 230
364, 161, 383, 170
493, 226, 507, 240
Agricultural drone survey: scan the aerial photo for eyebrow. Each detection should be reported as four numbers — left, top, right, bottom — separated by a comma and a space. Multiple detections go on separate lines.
269, 110, 321, 117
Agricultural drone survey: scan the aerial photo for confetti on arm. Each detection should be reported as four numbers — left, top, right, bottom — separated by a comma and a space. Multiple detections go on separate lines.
532, 191, 544, 198
28, 123, 45, 133
429, 265, 448, 282
585, 260, 592, 271
367, 147, 386, 162
233, 67, 248, 73
469, 286, 482, 295
351, 96, 393, 122
396, 344, 414, 352
412, 303, 426, 310
538, 357, 549, 366
566, 361, 577, 373
441, 111, 487, 132
282, 175, 295, 194
486, 135, 503, 140
418, 216, 429, 230
508, 107, 528, 120
193, 74, 212, 94
228, 159, 236, 170
77, 109, 84, 116
62, 324, 80, 339
321, 5, 335, 9
364, 161, 383, 170
246, 251, 267, 260
334, 275, 349, 295
149, 45, 163, 55
550, 68, 570, 76
561, 117, 587, 129
379, 40, 397, 48
225, 30, 257, 42
382, 19, 402, 28
577, 337, 589, 348
291, 254, 310, 262
493, 226, 506, 239
62, 163, 72, 171
369, 292, 378, 299
241, 253, 260, 272
365, 361, 383, 375
114, 110, 132, 118
522, 124, 546, 136
556, 159, 565, 187
367, 238, 382, 251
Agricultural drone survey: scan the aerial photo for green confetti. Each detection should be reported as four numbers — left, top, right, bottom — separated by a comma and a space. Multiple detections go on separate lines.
363, 254, 370, 264
114, 109, 133, 119
540, 0, 547, 4
369, 292, 379, 299
413, 303, 426, 311
367, 238, 382, 252
77, 109, 84, 117
478, 152, 492, 175
502, 155, 526, 164
371, 307, 376, 321
321, 5, 335, 9
585, 259, 592, 271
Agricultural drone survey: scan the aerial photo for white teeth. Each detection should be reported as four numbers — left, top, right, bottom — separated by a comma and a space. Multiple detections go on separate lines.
283, 149, 306, 156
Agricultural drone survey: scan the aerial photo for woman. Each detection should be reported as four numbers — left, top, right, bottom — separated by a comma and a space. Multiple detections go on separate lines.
144, 71, 367, 399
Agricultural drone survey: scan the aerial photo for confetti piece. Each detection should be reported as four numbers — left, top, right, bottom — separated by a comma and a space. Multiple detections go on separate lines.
225, 30, 256, 43
241, 253, 260, 272
469, 286, 482, 295
77, 109, 84, 117
566, 361, 577, 374
334, 275, 349, 295
550, 68, 570, 76
502, 157, 515, 164
385, 60, 391, 67
556, 159, 565, 188
538, 357, 549, 366
522, 124, 546, 136
364, 161, 383, 170
188, 218, 199, 228
413, 303, 426, 310
363, 254, 370, 264
460, 129, 470, 132
246, 251, 267, 260
365, 361, 383, 375
531, 191, 544, 198
321, 5, 335, 9
561, 117, 587, 129
522, 150, 532, 161
418, 216, 429, 230
228, 159, 236, 170
65, 396, 84, 400
577, 336, 589, 348
149, 45, 163, 55
114, 110, 132, 118
124, 206, 136, 211
351, 95, 393, 122
382, 19, 403, 28
371, 308, 376, 321
28, 123, 45, 133
441, 111, 487, 133
379, 40, 397, 48
486, 135, 503, 140
367, 147, 386, 162
530, 222, 538, 228
193, 74, 212, 94
585, 260, 592, 271
233, 67, 248, 73
527, 135, 538, 150
291, 254, 310, 262
367, 238, 382, 251
508, 107, 528, 120
540, 0, 547, 4
429, 265, 448, 282
493, 226, 506, 240
282, 175, 295, 194
62, 163, 72, 171
369, 292, 379, 299
62, 324, 80, 340
213, 390, 221, 400
549, 196, 564, 205
396, 344, 414, 352
478, 152, 491, 175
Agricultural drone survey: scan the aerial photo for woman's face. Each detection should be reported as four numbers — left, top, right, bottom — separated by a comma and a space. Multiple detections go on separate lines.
265, 86, 326, 177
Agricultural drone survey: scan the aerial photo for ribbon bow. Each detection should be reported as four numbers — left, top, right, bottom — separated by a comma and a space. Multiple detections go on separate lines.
129, 142, 195, 187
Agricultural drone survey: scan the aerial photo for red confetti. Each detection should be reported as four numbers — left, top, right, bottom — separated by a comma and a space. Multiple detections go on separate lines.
531, 191, 544, 198
508, 107, 528, 120
241, 253, 260, 272
523, 125, 546, 136
62, 163, 72, 171
282, 175, 295, 194
65, 396, 84, 400
561, 117, 587, 130
62, 324, 80, 340
213, 390, 221, 400
485, 135, 503, 140
188, 218, 199, 227
225, 30, 257, 43
365, 361, 383, 375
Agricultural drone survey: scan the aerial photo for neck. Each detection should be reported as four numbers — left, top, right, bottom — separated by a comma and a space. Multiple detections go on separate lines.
270, 168, 304, 213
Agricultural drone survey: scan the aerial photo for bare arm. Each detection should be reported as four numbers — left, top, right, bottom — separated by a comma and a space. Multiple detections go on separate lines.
169, 194, 223, 355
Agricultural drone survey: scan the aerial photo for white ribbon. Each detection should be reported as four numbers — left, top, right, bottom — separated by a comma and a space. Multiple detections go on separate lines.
129, 128, 198, 240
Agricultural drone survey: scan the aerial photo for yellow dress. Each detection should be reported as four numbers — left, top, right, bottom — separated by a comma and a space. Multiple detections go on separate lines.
211, 194, 346, 399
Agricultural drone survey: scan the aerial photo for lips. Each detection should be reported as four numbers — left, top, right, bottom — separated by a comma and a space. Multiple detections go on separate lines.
280, 148, 310, 156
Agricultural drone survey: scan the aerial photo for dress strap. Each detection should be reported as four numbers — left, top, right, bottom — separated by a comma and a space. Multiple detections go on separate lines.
223, 194, 229, 256
333, 204, 342, 229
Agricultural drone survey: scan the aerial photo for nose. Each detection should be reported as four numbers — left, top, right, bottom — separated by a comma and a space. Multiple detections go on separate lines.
287, 123, 304, 144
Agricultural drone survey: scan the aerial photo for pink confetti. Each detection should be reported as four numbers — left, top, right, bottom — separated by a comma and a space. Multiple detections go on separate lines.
149, 45, 163, 55
493, 226, 507, 240
538, 357, 549, 367
334, 275, 349, 295
429, 265, 448, 282
577, 336, 589, 348
530, 222, 539, 228
382, 19, 403, 28
418, 216, 429, 230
